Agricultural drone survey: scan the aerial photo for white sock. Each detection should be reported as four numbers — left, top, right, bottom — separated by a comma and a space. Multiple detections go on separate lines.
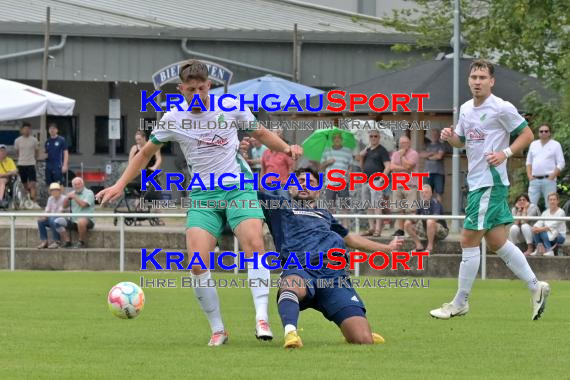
284, 324, 296, 336
496, 240, 539, 291
452, 247, 480, 307
191, 271, 224, 333
247, 254, 270, 322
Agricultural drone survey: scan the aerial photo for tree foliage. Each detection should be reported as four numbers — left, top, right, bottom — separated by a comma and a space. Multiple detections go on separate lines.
380, 0, 570, 200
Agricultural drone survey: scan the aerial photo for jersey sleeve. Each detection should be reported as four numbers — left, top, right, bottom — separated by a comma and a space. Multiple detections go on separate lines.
229, 98, 257, 131
150, 113, 175, 145
455, 106, 466, 143
499, 101, 527, 136
60, 137, 68, 151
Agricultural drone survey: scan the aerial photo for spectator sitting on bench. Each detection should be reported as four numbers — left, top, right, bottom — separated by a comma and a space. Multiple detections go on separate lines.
0, 144, 18, 208
530, 192, 566, 256
55, 177, 95, 248
37, 182, 65, 249
403, 184, 448, 252
508, 193, 540, 256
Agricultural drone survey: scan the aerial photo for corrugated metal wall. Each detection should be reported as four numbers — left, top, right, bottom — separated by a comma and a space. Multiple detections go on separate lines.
0, 35, 420, 88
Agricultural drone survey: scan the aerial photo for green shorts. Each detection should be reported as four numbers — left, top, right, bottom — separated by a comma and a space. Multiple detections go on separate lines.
464, 186, 513, 231
186, 185, 264, 238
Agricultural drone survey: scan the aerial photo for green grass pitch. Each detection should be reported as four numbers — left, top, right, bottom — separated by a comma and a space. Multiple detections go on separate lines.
1, 272, 568, 379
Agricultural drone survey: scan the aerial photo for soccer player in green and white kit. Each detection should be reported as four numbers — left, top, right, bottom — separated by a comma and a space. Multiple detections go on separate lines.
430, 59, 550, 321
98, 60, 302, 346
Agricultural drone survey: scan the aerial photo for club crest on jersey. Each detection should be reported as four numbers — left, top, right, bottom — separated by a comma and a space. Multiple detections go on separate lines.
197, 134, 229, 148
480, 113, 487, 122
465, 127, 485, 142
217, 113, 225, 122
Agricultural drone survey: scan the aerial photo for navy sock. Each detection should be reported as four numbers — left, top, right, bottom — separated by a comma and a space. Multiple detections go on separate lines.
277, 290, 299, 329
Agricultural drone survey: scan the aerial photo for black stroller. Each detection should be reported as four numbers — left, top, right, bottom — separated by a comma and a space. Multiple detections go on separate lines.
113, 179, 163, 226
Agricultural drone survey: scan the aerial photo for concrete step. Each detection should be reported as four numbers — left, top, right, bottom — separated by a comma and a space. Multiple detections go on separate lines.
2, 248, 569, 280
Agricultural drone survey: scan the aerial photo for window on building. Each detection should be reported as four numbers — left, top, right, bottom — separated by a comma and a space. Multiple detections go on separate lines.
47, 116, 79, 154
94, 116, 127, 154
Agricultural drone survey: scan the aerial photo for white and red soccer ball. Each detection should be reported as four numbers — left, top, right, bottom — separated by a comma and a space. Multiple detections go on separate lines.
107, 282, 145, 319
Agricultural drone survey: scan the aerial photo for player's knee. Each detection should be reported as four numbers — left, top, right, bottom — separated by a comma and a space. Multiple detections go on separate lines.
347, 332, 373, 345
427, 219, 436, 227
403, 220, 413, 230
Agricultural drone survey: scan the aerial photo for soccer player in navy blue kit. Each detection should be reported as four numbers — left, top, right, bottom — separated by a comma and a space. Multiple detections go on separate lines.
44, 123, 69, 185
258, 167, 403, 348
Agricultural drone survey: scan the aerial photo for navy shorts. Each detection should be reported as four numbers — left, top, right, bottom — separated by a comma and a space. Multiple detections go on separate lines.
280, 267, 366, 325
426, 173, 445, 195
45, 166, 63, 185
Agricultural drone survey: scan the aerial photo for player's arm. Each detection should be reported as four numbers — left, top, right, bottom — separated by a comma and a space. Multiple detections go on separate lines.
343, 233, 403, 252
440, 127, 465, 148
487, 126, 534, 167
97, 141, 161, 204
250, 127, 302, 159
150, 150, 162, 171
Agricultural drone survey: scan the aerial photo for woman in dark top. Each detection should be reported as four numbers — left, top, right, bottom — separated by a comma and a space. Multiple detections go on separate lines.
128, 131, 164, 224
129, 130, 162, 173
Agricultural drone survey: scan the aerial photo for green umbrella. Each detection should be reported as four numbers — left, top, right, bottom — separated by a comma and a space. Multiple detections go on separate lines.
301, 127, 357, 161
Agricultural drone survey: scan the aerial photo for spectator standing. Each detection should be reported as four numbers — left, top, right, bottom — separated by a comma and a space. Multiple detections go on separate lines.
508, 193, 540, 255
420, 128, 448, 202
390, 136, 419, 236
247, 138, 267, 174
526, 124, 565, 207
531, 192, 566, 256
320, 132, 354, 227
359, 130, 391, 237
44, 123, 69, 185
261, 129, 294, 198
404, 184, 448, 252
14, 122, 40, 206
37, 182, 65, 249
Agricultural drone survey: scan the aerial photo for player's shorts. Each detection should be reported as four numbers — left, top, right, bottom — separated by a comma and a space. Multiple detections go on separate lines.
279, 267, 366, 326
186, 184, 264, 238
18, 165, 36, 183
464, 185, 513, 231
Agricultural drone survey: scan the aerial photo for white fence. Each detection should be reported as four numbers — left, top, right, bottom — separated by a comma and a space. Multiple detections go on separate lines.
1, 212, 568, 277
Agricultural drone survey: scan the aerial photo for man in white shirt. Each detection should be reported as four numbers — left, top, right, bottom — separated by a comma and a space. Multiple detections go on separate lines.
431, 59, 550, 322
526, 124, 565, 206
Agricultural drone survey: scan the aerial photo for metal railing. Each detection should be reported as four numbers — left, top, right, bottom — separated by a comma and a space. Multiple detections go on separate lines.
1, 212, 568, 277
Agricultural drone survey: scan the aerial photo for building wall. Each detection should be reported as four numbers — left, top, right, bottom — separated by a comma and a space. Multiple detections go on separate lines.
0, 35, 419, 89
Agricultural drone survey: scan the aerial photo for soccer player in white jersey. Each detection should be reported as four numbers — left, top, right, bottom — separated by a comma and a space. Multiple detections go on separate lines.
98, 60, 302, 345
430, 59, 550, 321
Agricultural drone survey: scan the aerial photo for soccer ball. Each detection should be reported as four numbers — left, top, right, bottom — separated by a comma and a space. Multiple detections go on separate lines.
107, 282, 145, 319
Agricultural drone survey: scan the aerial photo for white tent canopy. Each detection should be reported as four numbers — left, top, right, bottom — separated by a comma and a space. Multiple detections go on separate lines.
0, 78, 75, 122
